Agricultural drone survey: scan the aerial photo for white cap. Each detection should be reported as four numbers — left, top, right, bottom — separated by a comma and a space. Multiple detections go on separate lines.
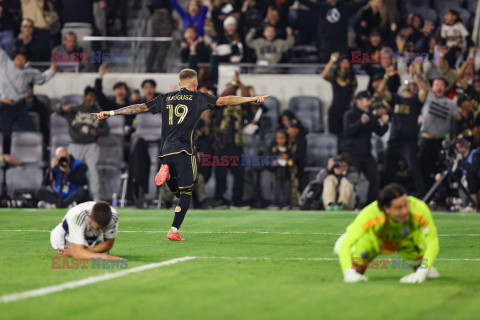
223, 16, 237, 29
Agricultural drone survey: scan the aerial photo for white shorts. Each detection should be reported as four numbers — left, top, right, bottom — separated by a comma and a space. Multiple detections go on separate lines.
50, 223, 68, 250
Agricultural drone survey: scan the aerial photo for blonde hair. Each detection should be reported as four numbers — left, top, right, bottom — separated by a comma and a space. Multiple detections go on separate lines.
179, 68, 198, 86
362, 0, 388, 28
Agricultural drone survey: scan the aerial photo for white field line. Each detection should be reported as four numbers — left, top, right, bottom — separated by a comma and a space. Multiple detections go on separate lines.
2, 255, 480, 304
1, 230, 480, 237
0, 256, 195, 304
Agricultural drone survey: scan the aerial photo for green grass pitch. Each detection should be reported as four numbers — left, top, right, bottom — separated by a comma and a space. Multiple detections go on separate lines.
1, 208, 479, 320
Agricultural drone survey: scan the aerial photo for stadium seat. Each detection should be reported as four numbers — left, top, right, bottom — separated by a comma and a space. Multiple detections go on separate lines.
107, 116, 126, 136
135, 113, 162, 134
468, 0, 479, 12
11, 112, 40, 132
288, 45, 319, 63
5, 165, 43, 197
60, 94, 84, 107
97, 134, 125, 200
10, 132, 44, 166
49, 135, 72, 159
288, 96, 323, 132
50, 113, 70, 138
407, 7, 438, 24
258, 96, 280, 137
432, 0, 463, 12
304, 133, 338, 177
97, 134, 125, 168
243, 133, 260, 157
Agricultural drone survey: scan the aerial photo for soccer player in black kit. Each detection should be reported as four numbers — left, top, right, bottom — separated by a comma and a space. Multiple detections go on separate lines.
93, 69, 270, 241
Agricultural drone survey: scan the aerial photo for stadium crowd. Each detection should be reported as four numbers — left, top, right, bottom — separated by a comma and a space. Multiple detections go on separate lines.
1, 0, 480, 211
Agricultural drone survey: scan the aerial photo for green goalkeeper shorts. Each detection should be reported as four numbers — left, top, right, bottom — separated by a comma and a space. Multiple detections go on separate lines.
352, 229, 426, 267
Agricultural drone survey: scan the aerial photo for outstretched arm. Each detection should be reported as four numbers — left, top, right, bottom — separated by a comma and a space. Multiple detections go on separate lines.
216, 95, 270, 107
92, 103, 149, 120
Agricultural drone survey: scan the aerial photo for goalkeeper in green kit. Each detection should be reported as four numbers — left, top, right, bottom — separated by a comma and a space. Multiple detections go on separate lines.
334, 183, 440, 283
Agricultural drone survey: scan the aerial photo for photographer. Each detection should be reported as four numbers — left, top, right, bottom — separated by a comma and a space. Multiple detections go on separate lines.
36, 147, 89, 208
322, 154, 359, 210
454, 135, 480, 210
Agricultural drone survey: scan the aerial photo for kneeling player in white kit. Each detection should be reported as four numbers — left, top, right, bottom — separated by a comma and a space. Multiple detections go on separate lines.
50, 201, 125, 260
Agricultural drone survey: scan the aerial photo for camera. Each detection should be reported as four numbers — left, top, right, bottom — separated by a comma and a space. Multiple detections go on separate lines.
333, 157, 341, 169
58, 157, 70, 168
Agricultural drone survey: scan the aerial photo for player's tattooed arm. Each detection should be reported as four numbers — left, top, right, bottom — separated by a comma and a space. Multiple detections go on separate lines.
216, 95, 270, 106
92, 104, 149, 120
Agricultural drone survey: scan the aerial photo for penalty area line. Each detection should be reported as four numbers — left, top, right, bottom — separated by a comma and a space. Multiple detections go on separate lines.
0, 256, 195, 304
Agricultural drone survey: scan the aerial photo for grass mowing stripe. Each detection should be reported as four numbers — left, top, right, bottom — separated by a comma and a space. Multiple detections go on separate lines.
1, 230, 479, 237
0, 256, 195, 304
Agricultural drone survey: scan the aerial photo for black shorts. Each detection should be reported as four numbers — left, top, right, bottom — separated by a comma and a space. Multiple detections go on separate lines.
161, 152, 198, 189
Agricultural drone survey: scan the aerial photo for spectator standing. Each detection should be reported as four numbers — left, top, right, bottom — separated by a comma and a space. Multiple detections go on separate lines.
297, 0, 368, 62
146, 0, 174, 73
454, 95, 475, 138
180, 26, 211, 63
0, 47, 56, 153
268, 129, 291, 209
355, 0, 389, 50
212, 76, 254, 209
342, 91, 389, 203
13, 18, 51, 62
211, 0, 241, 36
25, 83, 50, 147
135, 79, 160, 104
94, 63, 134, 130
245, 25, 294, 67
419, 78, 459, 189
440, 8, 471, 68
378, 66, 427, 197
170, 0, 209, 36
216, 16, 244, 63
57, 87, 109, 201
0, 0, 15, 56
322, 52, 357, 148
21, 0, 60, 36
286, 120, 306, 207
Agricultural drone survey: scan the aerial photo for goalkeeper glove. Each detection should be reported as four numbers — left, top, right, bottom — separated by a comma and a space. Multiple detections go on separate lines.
343, 268, 368, 283
399, 267, 429, 284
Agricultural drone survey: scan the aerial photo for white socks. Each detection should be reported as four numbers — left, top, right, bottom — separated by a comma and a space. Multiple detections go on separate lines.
171, 227, 178, 233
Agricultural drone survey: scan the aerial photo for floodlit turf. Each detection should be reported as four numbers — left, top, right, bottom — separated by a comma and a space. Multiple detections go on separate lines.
0, 208, 479, 320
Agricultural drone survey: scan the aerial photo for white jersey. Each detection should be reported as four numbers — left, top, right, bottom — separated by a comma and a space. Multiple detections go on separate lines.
60, 201, 118, 247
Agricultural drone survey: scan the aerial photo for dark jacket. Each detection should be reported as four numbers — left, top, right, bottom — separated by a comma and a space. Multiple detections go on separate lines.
58, 102, 109, 144
298, 0, 368, 43
13, 28, 51, 62
341, 105, 388, 156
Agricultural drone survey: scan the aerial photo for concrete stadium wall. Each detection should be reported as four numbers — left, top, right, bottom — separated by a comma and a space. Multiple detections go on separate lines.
0, 72, 369, 115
